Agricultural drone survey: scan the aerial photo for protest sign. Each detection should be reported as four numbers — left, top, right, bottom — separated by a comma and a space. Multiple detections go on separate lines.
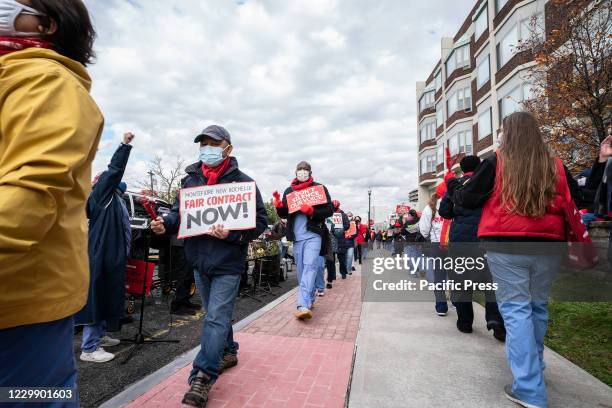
396, 204, 410, 215
178, 181, 256, 239
286, 185, 327, 214
389, 213, 398, 226
332, 212, 343, 229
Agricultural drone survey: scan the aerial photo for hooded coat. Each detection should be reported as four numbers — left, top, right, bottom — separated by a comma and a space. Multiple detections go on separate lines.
0, 48, 104, 330
74, 144, 132, 330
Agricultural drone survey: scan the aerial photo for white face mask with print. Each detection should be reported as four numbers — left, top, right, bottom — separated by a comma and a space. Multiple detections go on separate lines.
296, 170, 310, 182
0, 0, 46, 37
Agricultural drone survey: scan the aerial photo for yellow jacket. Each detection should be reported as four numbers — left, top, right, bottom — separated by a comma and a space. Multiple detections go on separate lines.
0, 48, 104, 330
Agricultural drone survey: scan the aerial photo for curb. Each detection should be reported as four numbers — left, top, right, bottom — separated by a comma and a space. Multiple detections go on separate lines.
100, 286, 298, 408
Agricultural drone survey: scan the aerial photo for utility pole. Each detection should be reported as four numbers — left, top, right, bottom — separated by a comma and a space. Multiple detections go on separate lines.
367, 187, 372, 235
148, 170, 155, 195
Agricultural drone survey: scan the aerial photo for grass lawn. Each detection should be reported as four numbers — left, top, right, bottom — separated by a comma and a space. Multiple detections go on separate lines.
545, 301, 612, 386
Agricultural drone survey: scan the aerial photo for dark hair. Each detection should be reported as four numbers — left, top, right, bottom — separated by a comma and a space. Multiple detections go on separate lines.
296, 161, 312, 172
460, 155, 481, 173
31, 0, 96, 65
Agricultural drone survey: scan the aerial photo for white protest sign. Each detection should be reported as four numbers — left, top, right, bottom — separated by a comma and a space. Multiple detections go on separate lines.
332, 212, 343, 230
178, 181, 256, 239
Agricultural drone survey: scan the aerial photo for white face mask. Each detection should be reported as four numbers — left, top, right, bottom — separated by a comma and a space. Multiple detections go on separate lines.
0, 0, 46, 37
296, 169, 310, 182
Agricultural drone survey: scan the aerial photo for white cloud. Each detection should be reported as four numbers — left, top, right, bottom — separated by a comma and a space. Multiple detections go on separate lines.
85, 0, 474, 217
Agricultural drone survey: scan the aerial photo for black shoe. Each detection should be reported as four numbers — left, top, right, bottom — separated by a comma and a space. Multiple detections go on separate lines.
341, 275, 347, 279
457, 323, 473, 333
326, 283, 333, 289
171, 305, 196, 316
183, 301, 201, 310
183, 371, 212, 407
487, 321, 506, 342
351, 266, 356, 271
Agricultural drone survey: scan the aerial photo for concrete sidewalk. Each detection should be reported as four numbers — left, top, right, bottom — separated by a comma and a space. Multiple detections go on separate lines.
348, 282, 612, 408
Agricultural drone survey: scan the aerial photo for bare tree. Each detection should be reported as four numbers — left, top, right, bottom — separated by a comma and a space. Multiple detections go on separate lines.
137, 155, 185, 203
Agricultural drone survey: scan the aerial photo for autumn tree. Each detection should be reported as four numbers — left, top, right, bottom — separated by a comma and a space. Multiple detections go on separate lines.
519, 0, 611, 170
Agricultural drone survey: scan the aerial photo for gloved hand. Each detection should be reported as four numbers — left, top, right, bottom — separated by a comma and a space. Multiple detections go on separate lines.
300, 204, 314, 216
273, 191, 283, 208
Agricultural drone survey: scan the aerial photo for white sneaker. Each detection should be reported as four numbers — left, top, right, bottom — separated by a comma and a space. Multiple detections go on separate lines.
317, 291, 325, 297
80, 347, 115, 363
100, 335, 120, 347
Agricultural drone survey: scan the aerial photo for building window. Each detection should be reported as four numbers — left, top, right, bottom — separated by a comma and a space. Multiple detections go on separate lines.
446, 44, 470, 79
475, 6, 488, 39
449, 131, 473, 155
478, 108, 492, 140
447, 86, 472, 117
419, 91, 435, 112
436, 103, 444, 128
476, 53, 490, 89
435, 71, 442, 92
496, 24, 518, 69
498, 83, 534, 122
420, 153, 437, 174
420, 121, 436, 144
520, 13, 545, 42
496, 0, 508, 13
437, 143, 444, 164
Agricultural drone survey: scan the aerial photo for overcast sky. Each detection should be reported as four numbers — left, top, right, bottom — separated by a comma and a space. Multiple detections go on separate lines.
86, 0, 474, 219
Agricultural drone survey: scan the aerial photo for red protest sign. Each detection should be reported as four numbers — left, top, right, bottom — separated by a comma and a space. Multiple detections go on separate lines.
396, 204, 410, 215
286, 185, 327, 214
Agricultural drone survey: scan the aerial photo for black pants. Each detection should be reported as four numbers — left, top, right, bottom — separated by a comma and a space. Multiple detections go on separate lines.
355, 244, 362, 264
173, 262, 195, 306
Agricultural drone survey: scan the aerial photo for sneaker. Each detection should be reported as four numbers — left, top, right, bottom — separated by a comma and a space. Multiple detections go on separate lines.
100, 335, 120, 347
183, 371, 213, 408
341, 275, 347, 279
326, 283, 333, 289
457, 323, 473, 334
435, 302, 448, 316
220, 352, 238, 373
504, 385, 542, 408
80, 347, 115, 363
317, 290, 325, 297
294, 308, 313, 320
351, 266, 355, 271
487, 321, 507, 342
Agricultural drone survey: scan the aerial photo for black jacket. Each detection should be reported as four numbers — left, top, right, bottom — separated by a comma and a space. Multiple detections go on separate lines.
333, 210, 351, 253
164, 157, 267, 275
276, 181, 334, 256
439, 175, 481, 243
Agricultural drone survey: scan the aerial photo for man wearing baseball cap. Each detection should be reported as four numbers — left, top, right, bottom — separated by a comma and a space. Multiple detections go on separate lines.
151, 125, 267, 408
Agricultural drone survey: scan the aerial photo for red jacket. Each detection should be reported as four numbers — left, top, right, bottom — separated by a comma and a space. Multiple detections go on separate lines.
478, 152, 567, 240
355, 223, 367, 244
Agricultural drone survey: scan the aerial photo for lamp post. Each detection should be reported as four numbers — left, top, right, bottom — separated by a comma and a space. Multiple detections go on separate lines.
367, 187, 372, 234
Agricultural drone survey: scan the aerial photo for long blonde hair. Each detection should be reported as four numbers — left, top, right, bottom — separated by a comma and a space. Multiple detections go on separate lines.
499, 111, 557, 217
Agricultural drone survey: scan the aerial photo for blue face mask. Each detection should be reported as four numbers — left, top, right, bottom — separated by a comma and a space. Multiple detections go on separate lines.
199, 145, 228, 167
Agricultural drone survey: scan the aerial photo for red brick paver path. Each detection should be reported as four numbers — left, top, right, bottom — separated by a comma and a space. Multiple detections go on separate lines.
125, 273, 362, 408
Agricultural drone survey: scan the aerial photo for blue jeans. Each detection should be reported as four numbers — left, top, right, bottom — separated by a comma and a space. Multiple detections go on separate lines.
0, 317, 78, 408
315, 256, 326, 292
81, 320, 106, 352
189, 271, 241, 384
487, 251, 561, 408
346, 246, 354, 272
294, 236, 321, 309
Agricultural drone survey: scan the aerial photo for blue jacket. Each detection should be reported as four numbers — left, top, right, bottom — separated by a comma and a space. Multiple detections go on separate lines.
439, 175, 482, 243
75, 144, 132, 330
164, 157, 267, 275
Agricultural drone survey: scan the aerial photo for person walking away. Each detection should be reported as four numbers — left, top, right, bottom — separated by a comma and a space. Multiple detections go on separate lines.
345, 212, 357, 274
151, 125, 267, 408
327, 200, 350, 284
441, 155, 506, 341
418, 189, 447, 316
0, 0, 102, 398
450, 111, 582, 408
401, 210, 422, 273
273, 161, 334, 319
354, 216, 367, 264
75, 134, 135, 362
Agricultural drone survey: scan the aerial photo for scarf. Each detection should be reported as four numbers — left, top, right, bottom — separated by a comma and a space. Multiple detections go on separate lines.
0, 37, 52, 57
202, 157, 231, 186
463, 171, 474, 178
291, 177, 313, 191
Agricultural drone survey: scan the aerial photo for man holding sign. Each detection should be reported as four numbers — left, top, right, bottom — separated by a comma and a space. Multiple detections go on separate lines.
273, 161, 334, 320
151, 125, 267, 408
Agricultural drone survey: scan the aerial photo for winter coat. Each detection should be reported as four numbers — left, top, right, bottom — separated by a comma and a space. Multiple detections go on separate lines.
275, 182, 335, 256
355, 223, 367, 245
438, 175, 481, 243
75, 144, 132, 329
164, 157, 267, 275
400, 219, 423, 242
418, 202, 443, 243
330, 210, 350, 253
0, 48, 104, 330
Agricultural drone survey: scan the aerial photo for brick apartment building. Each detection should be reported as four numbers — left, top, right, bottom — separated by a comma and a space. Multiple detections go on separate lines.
415, 0, 550, 209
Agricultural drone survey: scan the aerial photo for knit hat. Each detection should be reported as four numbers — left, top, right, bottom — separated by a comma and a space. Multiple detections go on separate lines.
460, 155, 481, 173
